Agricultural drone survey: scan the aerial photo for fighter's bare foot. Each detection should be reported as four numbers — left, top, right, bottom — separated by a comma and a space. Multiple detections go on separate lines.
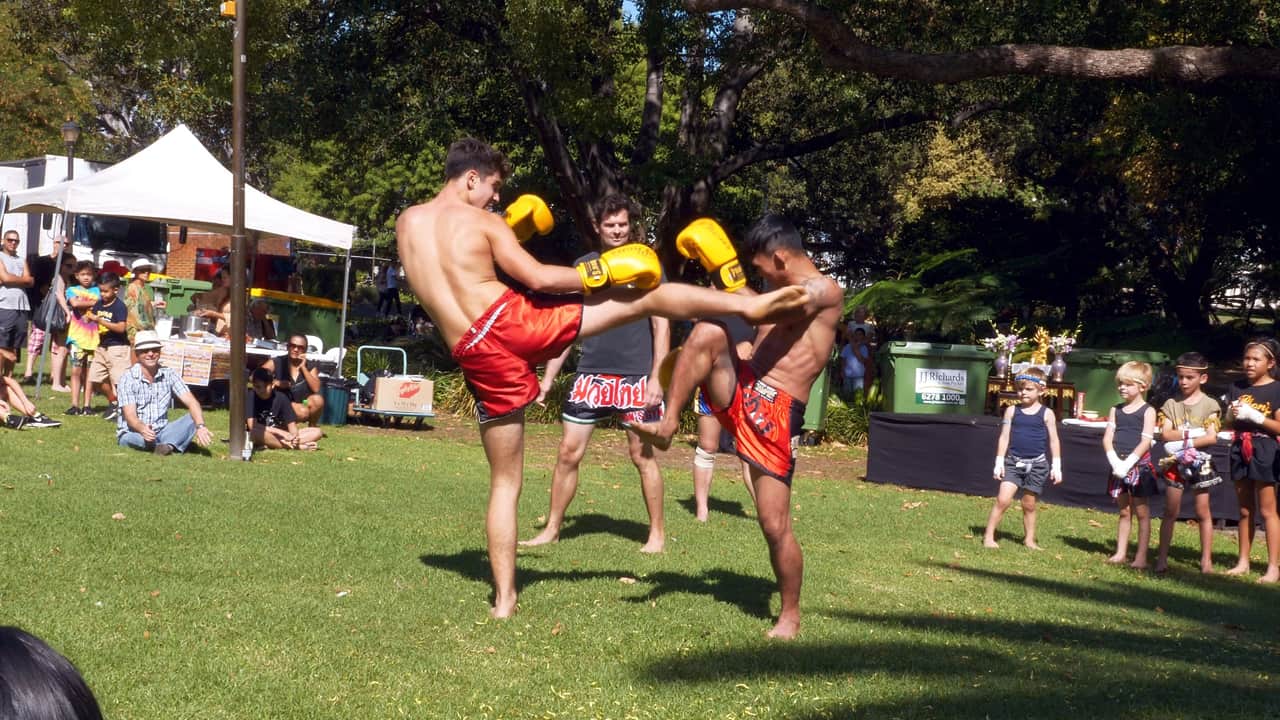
766, 617, 800, 640
1105, 554, 1127, 564
983, 538, 1000, 549
1154, 561, 1169, 574
1200, 563, 1215, 574
695, 509, 709, 522
1258, 569, 1279, 584
1024, 541, 1043, 551
518, 529, 559, 547
743, 286, 809, 324
626, 420, 672, 451
639, 539, 665, 553
1129, 560, 1149, 570
1225, 562, 1250, 576
491, 596, 518, 619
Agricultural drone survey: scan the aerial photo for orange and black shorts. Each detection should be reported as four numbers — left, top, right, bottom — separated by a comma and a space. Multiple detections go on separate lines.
706, 361, 805, 484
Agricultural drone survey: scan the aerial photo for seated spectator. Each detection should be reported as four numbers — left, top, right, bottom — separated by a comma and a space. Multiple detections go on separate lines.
1, 375, 62, 428
247, 367, 322, 450
0, 625, 103, 720
246, 299, 276, 342
267, 333, 324, 427
116, 331, 213, 455
192, 268, 232, 337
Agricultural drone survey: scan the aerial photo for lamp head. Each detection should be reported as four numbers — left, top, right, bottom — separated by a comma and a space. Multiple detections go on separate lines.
61, 118, 81, 146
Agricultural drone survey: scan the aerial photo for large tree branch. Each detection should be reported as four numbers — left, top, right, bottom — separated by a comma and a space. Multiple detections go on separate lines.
518, 79, 596, 240
709, 109, 933, 185
686, 0, 1280, 83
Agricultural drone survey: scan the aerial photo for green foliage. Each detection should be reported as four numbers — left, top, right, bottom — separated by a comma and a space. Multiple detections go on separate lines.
0, 6, 95, 158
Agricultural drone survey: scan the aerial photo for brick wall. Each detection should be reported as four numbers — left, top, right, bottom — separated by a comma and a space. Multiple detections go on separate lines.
164, 226, 290, 279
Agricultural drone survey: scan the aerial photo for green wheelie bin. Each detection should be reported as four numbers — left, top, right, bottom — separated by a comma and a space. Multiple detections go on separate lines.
1062, 349, 1170, 414
878, 341, 992, 415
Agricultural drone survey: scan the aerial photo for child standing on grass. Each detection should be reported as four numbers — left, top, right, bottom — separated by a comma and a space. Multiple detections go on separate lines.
1154, 352, 1222, 574
984, 367, 1062, 549
1224, 337, 1280, 583
1103, 361, 1159, 568
64, 260, 100, 416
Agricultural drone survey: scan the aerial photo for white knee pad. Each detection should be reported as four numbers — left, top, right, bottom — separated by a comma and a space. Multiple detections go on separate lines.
694, 447, 716, 469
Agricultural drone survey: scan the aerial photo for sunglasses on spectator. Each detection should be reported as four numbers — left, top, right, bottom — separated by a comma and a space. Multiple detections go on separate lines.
287, 343, 307, 350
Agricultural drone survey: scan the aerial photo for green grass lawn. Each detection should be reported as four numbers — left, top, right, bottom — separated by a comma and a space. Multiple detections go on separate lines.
2, 401, 1278, 719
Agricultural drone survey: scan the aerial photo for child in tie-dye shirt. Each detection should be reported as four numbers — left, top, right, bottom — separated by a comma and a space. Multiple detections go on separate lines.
64, 260, 101, 415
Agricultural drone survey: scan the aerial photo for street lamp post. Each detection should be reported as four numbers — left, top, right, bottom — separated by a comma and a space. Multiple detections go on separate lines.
35, 119, 80, 399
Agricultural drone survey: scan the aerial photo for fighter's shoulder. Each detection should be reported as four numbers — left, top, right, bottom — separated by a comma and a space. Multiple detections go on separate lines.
802, 275, 843, 310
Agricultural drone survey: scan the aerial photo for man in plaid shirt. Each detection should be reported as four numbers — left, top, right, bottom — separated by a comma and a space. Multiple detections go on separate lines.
116, 331, 214, 455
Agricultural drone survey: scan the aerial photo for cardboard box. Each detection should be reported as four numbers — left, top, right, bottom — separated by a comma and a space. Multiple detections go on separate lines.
372, 376, 434, 414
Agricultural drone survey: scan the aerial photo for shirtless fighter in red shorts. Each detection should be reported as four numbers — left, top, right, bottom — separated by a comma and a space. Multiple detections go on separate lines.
396, 138, 807, 619
631, 214, 841, 639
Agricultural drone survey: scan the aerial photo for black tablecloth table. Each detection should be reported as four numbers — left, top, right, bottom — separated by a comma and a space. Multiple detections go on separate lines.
867, 412, 1238, 520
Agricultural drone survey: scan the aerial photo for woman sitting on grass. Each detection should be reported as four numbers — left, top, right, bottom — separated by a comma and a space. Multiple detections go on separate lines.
247, 367, 323, 451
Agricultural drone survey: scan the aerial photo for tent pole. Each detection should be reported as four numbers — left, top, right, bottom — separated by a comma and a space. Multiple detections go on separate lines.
227, 0, 248, 461
339, 246, 351, 373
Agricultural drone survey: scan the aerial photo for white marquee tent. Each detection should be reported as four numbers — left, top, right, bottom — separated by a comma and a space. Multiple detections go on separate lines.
3, 124, 356, 374
2, 124, 355, 250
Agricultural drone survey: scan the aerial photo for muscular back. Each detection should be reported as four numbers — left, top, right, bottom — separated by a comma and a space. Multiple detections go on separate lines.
396, 197, 511, 348
750, 274, 842, 402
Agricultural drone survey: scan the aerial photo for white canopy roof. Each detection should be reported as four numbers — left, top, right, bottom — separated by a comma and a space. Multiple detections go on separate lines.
3, 124, 355, 250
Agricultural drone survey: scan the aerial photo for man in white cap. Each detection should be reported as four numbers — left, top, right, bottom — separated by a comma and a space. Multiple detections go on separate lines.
115, 330, 213, 455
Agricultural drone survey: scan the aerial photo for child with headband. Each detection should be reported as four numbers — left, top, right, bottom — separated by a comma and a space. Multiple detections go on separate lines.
984, 367, 1062, 549
1224, 337, 1280, 582
1103, 361, 1159, 568
1154, 352, 1222, 574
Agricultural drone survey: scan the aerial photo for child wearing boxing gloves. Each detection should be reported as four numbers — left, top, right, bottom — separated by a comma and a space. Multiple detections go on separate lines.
1153, 352, 1222, 574
1102, 361, 1160, 568
396, 138, 807, 619
983, 367, 1062, 550
1224, 337, 1280, 582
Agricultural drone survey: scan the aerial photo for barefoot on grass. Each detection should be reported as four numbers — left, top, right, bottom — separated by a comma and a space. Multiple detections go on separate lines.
983, 539, 1000, 549
1129, 560, 1149, 570
1200, 563, 1215, 574
518, 529, 558, 547
1024, 542, 1043, 551
1224, 562, 1250, 576
639, 539, 665, 554
491, 596, 517, 620
1105, 554, 1127, 565
1258, 569, 1279, 584
766, 617, 799, 640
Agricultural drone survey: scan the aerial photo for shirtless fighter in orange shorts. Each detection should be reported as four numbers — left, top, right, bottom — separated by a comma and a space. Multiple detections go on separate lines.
396, 138, 807, 619
631, 214, 841, 639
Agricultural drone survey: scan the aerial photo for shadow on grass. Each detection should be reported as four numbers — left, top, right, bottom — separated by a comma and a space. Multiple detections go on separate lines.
638, 568, 1280, 717
556, 512, 650, 544
1058, 534, 1241, 570
675, 495, 753, 520
418, 550, 773, 619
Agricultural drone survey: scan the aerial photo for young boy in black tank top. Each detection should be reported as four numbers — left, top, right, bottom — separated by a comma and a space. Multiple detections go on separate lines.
984, 367, 1063, 549
1103, 361, 1159, 568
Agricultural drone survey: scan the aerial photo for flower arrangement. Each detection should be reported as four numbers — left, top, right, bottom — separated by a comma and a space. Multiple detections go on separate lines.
980, 321, 1024, 356
1049, 324, 1082, 356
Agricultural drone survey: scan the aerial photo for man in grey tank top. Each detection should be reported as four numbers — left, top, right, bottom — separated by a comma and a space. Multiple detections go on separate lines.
521, 195, 671, 552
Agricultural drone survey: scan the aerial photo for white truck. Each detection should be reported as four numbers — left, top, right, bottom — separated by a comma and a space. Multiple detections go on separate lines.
0, 155, 167, 270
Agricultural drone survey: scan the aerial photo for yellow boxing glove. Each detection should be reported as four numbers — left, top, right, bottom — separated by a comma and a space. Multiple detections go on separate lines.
576, 244, 662, 294
504, 194, 554, 242
675, 218, 746, 292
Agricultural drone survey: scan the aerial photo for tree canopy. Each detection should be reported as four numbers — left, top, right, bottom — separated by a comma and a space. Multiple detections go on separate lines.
1, 0, 1275, 342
